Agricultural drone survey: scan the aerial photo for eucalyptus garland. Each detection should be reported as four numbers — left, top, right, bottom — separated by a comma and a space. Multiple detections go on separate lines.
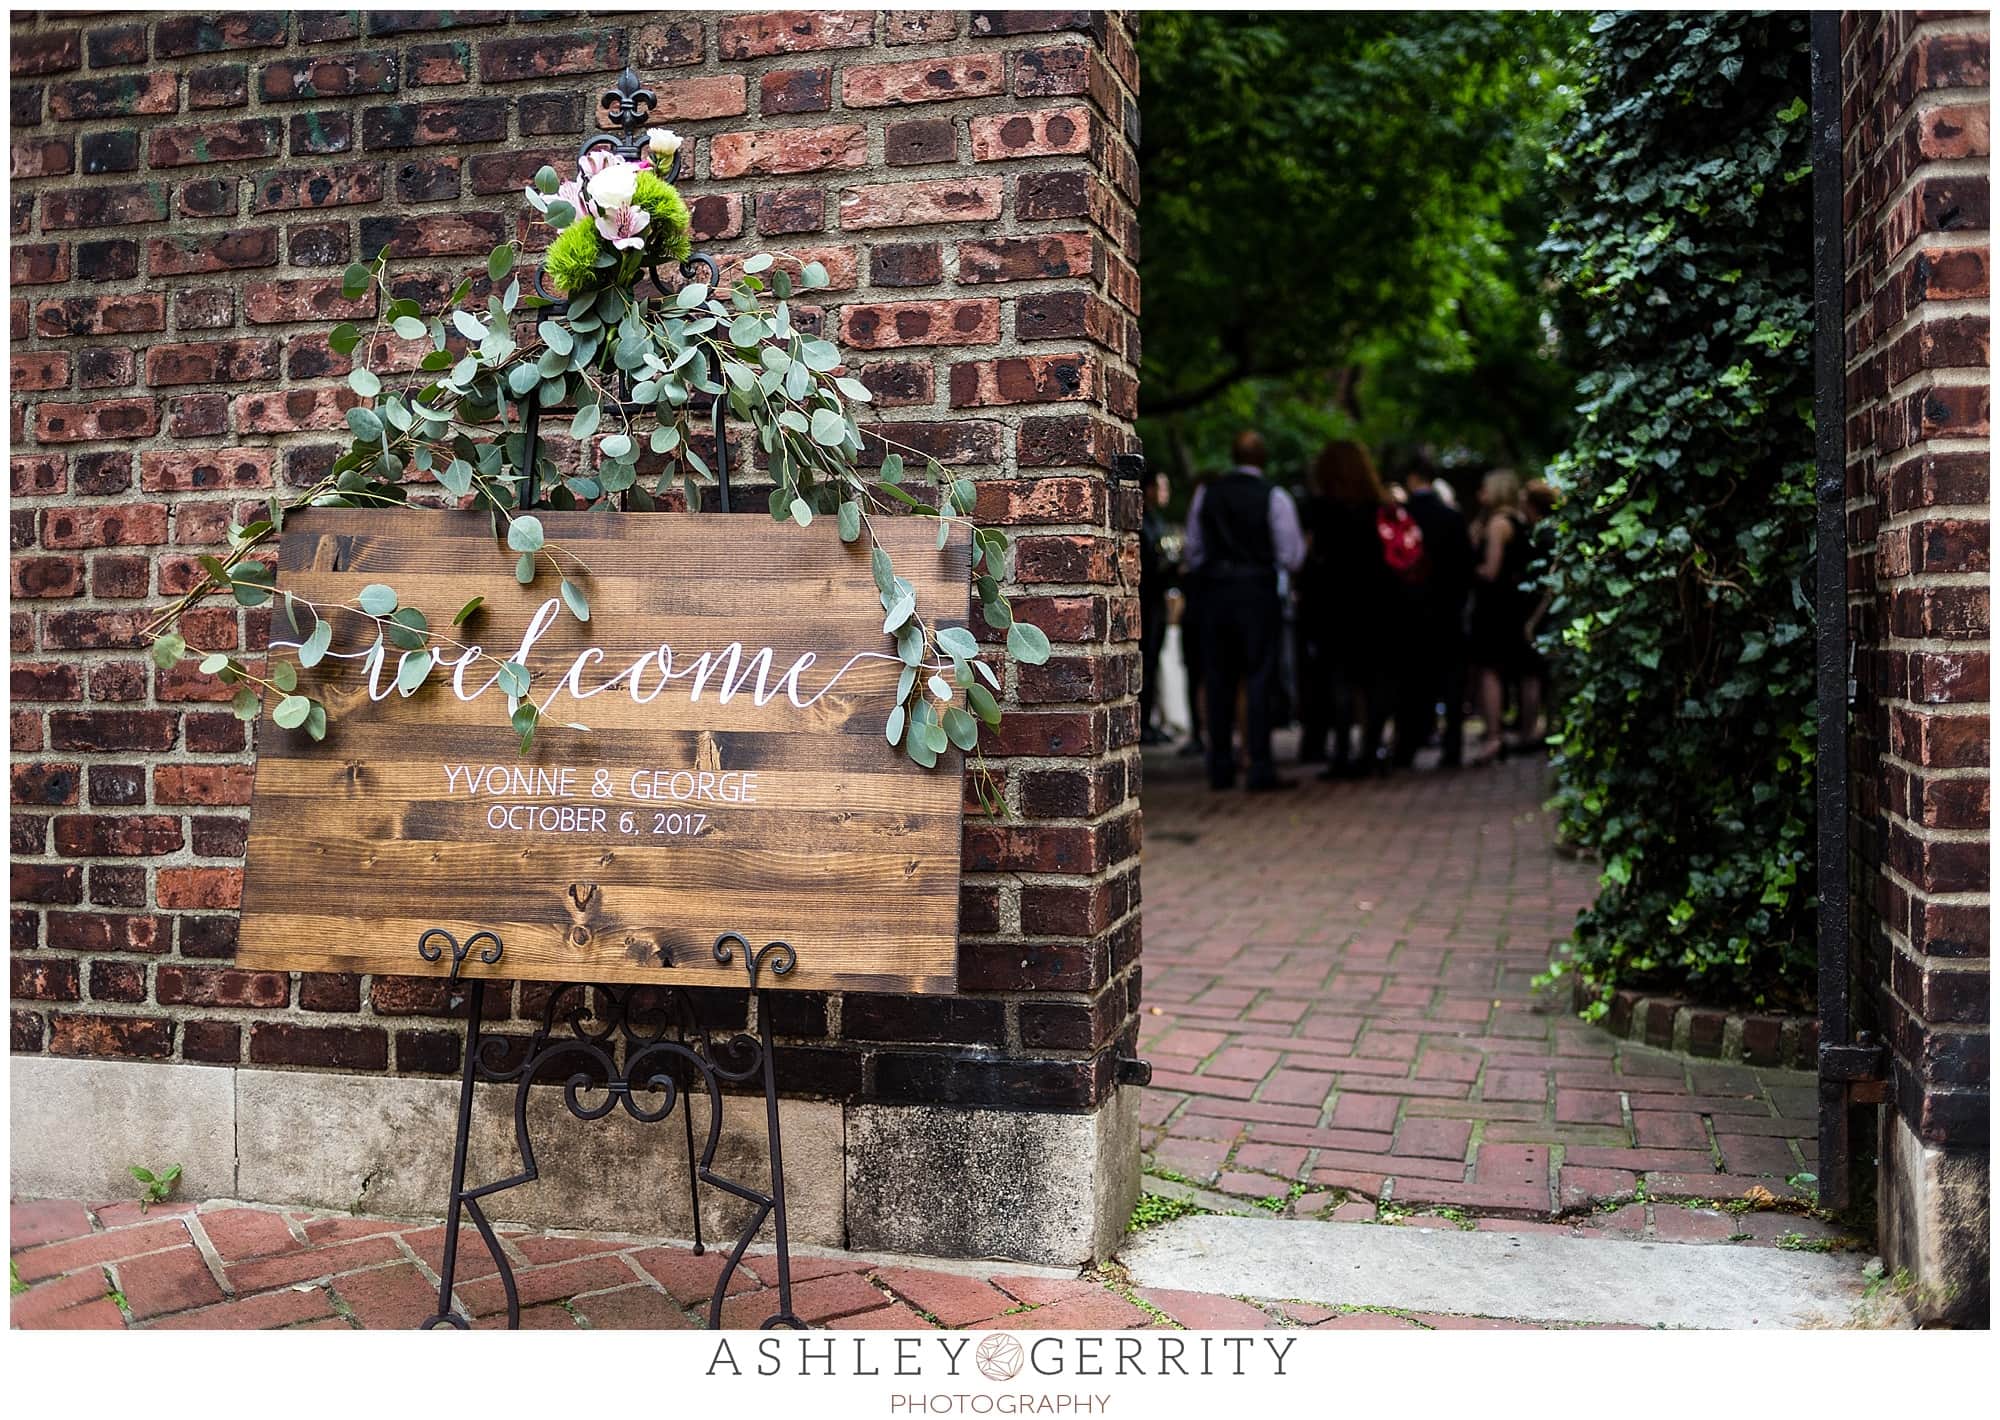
144, 136, 1047, 809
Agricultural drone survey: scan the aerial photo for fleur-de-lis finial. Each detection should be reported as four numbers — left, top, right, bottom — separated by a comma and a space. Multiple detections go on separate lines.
599, 66, 656, 148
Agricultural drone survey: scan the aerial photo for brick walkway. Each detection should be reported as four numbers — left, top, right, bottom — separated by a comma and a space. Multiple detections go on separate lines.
12, 1196, 1629, 1331
1136, 740, 1842, 1243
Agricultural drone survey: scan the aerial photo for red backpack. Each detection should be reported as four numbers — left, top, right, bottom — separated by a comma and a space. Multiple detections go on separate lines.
1375, 503, 1429, 587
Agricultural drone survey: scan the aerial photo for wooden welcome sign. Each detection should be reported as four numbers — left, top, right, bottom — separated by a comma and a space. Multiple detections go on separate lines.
237, 510, 969, 994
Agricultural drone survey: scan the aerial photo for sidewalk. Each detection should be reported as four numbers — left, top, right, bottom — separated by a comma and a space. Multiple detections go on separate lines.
13, 1196, 1616, 1331
1136, 742, 1840, 1234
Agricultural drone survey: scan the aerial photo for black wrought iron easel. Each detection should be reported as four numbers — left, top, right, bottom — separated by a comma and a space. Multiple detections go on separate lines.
420, 69, 797, 1332
419, 930, 804, 1331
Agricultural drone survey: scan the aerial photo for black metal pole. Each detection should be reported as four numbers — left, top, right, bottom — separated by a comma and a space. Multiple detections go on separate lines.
424, 977, 486, 1328
757, 991, 795, 1322
1809, 9, 1855, 1213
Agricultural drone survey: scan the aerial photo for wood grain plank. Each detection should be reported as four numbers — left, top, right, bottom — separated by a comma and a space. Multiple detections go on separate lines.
239, 510, 969, 992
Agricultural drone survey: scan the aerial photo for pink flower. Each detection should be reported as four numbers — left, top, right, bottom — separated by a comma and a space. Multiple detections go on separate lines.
555, 178, 586, 213
577, 148, 620, 180
594, 203, 651, 251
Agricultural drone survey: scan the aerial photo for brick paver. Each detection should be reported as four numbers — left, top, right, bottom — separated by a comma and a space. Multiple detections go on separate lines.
1136, 742, 1828, 1233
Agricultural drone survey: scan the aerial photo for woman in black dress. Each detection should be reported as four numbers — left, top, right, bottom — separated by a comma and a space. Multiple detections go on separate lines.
1299, 441, 1401, 778
1467, 469, 1536, 767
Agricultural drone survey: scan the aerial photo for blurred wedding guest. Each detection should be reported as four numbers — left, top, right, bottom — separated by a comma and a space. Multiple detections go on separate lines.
1183, 431, 1304, 791
1393, 453, 1473, 769
1176, 472, 1212, 759
1139, 470, 1171, 746
1300, 441, 1402, 780
1467, 469, 1539, 766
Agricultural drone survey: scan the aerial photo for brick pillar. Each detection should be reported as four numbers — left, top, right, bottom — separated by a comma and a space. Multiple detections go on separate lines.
1839, 10, 1989, 1319
8, 10, 1142, 1265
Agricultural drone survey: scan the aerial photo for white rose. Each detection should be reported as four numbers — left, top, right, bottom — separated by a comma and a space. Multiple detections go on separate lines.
586, 162, 640, 213
647, 128, 683, 162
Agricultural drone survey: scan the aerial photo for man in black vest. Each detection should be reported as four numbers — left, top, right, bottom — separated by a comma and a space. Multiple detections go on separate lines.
1394, 454, 1473, 768
1183, 431, 1305, 791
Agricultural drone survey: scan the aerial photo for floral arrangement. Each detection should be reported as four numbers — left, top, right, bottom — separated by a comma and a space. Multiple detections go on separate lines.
541, 128, 694, 297
144, 131, 1049, 807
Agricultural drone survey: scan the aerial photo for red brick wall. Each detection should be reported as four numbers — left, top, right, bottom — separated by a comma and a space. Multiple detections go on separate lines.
1840, 11, 1990, 1145
9, 10, 1144, 1112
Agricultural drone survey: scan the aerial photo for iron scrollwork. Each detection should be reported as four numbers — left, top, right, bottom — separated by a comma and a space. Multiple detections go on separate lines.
419, 936, 805, 1331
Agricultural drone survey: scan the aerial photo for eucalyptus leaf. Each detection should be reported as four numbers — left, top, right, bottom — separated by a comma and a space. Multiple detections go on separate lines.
270, 660, 299, 693
349, 367, 381, 398
357, 583, 398, 615
298, 618, 333, 668
560, 578, 590, 623
273, 694, 312, 730
885, 703, 906, 746
515, 551, 536, 584
1007, 621, 1052, 665
498, 661, 531, 698
396, 650, 434, 695
393, 315, 428, 341
943, 706, 979, 751
570, 403, 601, 439
507, 515, 545, 553
837, 501, 861, 543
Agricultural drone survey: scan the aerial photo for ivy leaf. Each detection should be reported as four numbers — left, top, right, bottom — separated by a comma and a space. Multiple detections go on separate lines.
1007, 621, 1052, 665
273, 694, 313, 730
507, 515, 545, 553
357, 583, 398, 615
452, 596, 485, 627
560, 578, 590, 623
298, 617, 333, 668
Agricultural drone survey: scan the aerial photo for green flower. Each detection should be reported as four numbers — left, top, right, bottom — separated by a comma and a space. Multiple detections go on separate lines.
632, 171, 692, 266
544, 219, 601, 297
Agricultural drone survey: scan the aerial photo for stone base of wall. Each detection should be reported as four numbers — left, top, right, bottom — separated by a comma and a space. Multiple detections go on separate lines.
9, 1056, 1138, 1268
1581, 980, 1818, 1068
1877, 1110, 1991, 1326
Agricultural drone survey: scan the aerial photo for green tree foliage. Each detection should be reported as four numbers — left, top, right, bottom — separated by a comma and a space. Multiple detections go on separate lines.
1138, 10, 1582, 477
1538, 12, 1817, 1009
